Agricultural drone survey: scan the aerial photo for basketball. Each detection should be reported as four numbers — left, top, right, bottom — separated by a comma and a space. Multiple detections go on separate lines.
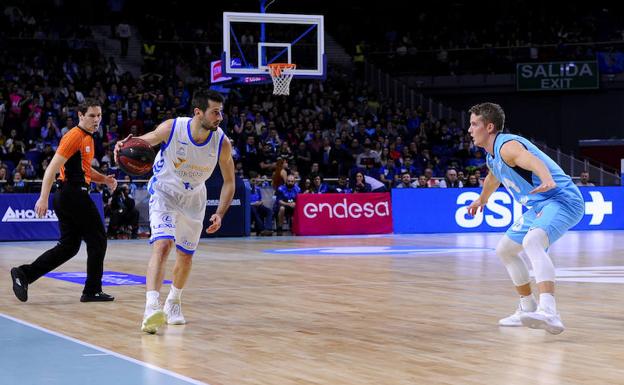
117, 138, 155, 176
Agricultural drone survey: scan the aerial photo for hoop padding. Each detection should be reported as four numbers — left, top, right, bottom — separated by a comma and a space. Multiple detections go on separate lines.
268, 63, 297, 95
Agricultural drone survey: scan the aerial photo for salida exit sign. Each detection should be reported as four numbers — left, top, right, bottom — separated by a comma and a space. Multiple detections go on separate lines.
516, 61, 599, 91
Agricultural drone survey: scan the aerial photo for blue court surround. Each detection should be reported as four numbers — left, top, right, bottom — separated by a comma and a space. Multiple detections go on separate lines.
0, 313, 209, 385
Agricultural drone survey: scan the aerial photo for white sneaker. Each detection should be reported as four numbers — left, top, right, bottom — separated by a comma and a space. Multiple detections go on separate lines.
520, 308, 565, 335
164, 299, 186, 325
141, 307, 166, 334
498, 306, 532, 327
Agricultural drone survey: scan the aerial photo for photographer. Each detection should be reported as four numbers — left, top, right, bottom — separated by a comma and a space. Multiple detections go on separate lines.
107, 184, 139, 239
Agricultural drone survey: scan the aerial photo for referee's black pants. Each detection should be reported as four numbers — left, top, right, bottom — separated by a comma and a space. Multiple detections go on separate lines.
20, 184, 107, 295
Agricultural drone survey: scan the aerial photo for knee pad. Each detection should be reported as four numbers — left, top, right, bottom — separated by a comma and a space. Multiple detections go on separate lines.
522, 228, 555, 283
522, 228, 549, 250
496, 236, 530, 286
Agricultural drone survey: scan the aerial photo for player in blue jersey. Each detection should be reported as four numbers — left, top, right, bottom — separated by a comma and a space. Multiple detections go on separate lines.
466, 103, 584, 335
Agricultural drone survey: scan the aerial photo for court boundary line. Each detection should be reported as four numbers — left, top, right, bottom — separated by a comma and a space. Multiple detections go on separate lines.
0, 312, 210, 385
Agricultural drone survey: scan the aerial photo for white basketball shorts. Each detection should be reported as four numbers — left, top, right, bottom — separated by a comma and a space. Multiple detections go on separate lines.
148, 188, 206, 255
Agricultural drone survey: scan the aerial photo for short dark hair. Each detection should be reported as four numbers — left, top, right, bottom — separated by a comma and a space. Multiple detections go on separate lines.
468, 102, 505, 132
191, 89, 224, 111
77, 98, 101, 115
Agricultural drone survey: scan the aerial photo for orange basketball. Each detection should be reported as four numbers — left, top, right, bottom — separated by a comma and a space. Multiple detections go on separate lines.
117, 138, 155, 176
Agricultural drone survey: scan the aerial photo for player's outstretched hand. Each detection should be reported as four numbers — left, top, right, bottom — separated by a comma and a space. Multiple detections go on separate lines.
529, 179, 556, 194
466, 196, 486, 216
113, 134, 133, 164
206, 213, 222, 234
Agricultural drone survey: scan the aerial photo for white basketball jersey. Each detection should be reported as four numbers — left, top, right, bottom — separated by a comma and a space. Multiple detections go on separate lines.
148, 117, 225, 197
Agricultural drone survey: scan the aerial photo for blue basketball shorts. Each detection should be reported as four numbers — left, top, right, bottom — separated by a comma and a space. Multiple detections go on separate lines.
505, 195, 584, 245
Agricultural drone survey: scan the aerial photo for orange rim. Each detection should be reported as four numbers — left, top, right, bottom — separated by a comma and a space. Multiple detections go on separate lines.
268, 63, 296, 77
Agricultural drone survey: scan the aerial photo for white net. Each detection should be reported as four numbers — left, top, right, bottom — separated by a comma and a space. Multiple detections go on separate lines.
268, 64, 296, 95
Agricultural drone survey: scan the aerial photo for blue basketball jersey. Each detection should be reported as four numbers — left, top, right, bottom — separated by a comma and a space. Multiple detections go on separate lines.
485, 133, 581, 207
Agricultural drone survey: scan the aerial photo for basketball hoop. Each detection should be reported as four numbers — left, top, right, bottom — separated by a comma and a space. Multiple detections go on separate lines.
268, 63, 296, 95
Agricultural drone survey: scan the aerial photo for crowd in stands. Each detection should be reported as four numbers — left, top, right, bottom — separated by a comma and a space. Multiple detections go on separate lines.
0, 3, 601, 236
338, 3, 624, 75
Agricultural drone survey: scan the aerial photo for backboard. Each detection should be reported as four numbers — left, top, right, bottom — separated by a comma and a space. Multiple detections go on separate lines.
222, 12, 325, 79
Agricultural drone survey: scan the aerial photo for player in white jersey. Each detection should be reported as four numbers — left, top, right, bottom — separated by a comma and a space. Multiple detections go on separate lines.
114, 90, 235, 334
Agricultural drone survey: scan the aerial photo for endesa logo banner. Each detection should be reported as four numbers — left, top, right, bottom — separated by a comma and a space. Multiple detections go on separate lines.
392, 187, 624, 234
293, 193, 393, 236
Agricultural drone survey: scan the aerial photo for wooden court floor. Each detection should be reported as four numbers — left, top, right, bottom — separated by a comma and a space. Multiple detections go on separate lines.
1, 231, 624, 385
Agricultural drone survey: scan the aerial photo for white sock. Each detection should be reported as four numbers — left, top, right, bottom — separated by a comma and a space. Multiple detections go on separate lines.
539, 293, 557, 314
520, 295, 537, 312
146, 290, 160, 308
167, 285, 183, 302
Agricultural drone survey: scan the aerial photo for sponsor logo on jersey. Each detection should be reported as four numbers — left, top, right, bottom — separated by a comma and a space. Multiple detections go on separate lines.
173, 157, 187, 168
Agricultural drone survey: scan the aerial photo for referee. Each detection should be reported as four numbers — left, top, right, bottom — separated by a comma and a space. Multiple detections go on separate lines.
10, 98, 117, 303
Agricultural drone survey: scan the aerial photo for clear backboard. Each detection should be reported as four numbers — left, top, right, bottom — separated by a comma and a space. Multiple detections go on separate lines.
222, 12, 325, 79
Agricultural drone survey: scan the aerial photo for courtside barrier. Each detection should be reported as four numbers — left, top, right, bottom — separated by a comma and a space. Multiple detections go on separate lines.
392, 187, 623, 233
293, 193, 393, 235
0, 193, 104, 241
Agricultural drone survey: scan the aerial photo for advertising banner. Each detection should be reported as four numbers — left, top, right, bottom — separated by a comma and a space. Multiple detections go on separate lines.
0, 193, 104, 241
293, 193, 393, 236
202, 172, 250, 237
392, 187, 623, 234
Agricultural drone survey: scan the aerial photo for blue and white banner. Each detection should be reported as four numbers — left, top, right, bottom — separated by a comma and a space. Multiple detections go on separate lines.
0, 193, 104, 241
202, 172, 250, 237
392, 187, 623, 234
